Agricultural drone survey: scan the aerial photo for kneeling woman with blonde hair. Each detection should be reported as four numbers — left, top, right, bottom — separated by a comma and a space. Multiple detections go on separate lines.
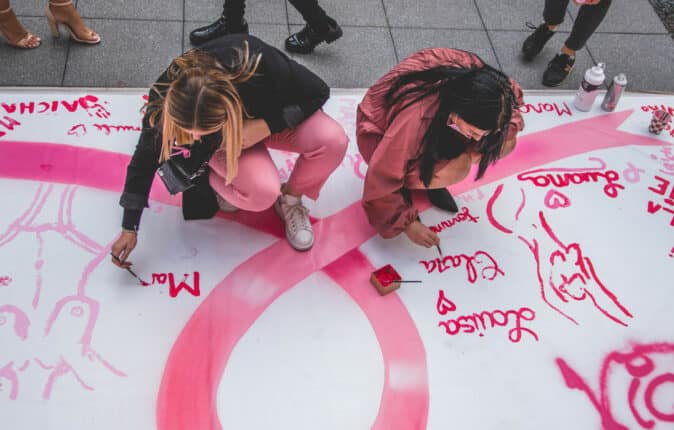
111, 34, 348, 268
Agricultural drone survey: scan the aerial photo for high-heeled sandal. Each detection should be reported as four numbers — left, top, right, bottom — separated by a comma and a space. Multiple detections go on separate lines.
0, 7, 41, 49
45, 0, 100, 44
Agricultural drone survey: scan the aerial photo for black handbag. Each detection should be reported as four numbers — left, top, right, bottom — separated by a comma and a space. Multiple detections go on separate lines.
157, 159, 196, 195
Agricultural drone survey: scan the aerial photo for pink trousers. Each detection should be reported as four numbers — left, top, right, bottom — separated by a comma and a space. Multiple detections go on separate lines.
209, 110, 348, 212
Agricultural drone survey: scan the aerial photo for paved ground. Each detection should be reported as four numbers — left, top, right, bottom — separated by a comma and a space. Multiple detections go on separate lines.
1, 0, 672, 91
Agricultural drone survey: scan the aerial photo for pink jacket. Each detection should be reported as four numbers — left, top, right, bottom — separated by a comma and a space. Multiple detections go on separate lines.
356, 48, 525, 238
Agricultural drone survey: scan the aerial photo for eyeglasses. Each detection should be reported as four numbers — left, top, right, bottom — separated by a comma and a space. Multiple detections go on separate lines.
447, 115, 498, 140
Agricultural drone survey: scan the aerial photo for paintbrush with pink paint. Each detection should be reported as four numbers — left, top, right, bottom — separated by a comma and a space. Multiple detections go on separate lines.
110, 252, 149, 285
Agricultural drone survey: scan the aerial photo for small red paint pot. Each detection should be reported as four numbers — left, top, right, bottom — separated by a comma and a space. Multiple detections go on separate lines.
649, 109, 672, 135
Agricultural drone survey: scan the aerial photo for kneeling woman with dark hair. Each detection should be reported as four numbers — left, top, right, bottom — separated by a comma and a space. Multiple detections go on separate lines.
357, 48, 524, 248
111, 34, 348, 269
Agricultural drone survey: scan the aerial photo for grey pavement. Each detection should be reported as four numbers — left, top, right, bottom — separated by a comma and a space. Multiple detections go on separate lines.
1, 0, 672, 91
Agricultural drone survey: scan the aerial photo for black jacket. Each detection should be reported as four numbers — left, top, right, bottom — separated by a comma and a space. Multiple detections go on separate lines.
120, 34, 330, 231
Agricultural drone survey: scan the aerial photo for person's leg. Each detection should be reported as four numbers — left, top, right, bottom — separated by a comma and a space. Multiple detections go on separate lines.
542, 0, 611, 87
0, 0, 41, 48
403, 156, 474, 213
264, 110, 348, 200
45, 0, 100, 44
208, 143, 281, 212
264, 110, 348, 250
522, 0, 569, 60
189, 0, 248, 46
285, 0, 342, 54
564, 0, 612, 52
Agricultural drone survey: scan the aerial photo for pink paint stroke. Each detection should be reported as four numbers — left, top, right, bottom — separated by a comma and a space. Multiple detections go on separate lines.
0, 363, 19, 400
557, 342, 674, 429
486, 184, 513, 234
0, 305, 30, 339
323, 249, 429, 430
33, 232, 44, 309
515, 188, 526, 221
0, 109, 665, 426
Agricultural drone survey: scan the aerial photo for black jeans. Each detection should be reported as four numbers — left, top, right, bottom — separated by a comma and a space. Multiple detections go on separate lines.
543, 0, 612, 51
222, 0, 330, 32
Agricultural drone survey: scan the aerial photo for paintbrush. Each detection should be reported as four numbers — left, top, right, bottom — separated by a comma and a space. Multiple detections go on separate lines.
110, 252, 148, 285
416, 215, 443, 258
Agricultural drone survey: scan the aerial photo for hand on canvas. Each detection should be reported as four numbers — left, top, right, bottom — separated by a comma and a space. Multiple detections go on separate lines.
404, 220, 440, 248
111, 231, 137, 268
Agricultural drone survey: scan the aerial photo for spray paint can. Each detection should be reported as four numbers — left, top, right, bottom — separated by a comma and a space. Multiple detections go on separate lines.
573, 62, 606, 111
601, 73, 627, 112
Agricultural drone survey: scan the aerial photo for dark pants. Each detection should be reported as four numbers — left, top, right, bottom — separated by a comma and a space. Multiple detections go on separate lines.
222, 0, 330, 32
543, 0, 612, 51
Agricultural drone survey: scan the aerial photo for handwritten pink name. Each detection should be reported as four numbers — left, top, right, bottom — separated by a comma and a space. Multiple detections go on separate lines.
420, 250, 503, 283
519, 101, 572, 117
141, 272, 200, 298
0, 276, 11, 287
429, 206, 479, 234
647, 175, 674, 226
517, 158, 624, 198
0, 115, 21, 139
1, 95, 110, 118
436, 290, 538, 343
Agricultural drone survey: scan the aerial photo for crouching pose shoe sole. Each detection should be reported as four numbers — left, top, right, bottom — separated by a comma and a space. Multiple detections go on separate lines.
427, 188, 459, 213
215, 194, 240, 213
274, 194, 314, 251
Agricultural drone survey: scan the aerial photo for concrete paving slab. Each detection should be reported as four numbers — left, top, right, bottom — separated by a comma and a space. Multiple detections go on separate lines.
383, 0, 483, 29
63, 19, 182, 87
76, 0, 183, 21
0, 17, 68, 86
568, 0, 668, 34
476, 0, 574, 31
489, 30, 597, 90
184, 0, 287, 24
11, 0, 47, 16
586, 33, 674, 92
287, 0, 387, 27
182, 22, 289, 54
391, 28, 498, 68
288, 25, 397, 88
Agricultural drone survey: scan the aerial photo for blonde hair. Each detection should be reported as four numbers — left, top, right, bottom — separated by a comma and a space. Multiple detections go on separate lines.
148, 43, 261, 184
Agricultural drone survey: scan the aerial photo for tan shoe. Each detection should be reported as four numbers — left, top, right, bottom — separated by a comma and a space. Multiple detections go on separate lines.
0, 7, 41, 49
45, 0, 100, 44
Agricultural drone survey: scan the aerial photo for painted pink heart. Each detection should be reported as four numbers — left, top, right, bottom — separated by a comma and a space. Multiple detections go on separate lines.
544, 189, 571, 209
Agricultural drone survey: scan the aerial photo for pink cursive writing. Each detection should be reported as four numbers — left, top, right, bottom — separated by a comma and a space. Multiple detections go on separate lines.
429, 206, 479, 234
420, 250, 504, 283
519, 101, 572, 117
518, 157, 624, 198
436, 290, 538, 343
141, 272, 201, 298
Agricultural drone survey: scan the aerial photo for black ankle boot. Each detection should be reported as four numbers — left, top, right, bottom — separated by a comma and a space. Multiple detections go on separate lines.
427, 188, 459, 213
189, 17, 248, 46
521, 22, 556, 61
285, 17, 343, 54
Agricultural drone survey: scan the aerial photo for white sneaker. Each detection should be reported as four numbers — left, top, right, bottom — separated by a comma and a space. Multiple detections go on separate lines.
215, 194, 240, 212
274, 194, 314, 251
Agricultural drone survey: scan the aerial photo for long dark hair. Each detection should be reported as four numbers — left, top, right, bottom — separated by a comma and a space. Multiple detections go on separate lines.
385, 56, 516, 186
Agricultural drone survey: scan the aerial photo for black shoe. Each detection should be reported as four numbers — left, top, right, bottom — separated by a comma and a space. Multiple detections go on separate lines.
285, 17, 343, 54
427, 188, 459, 213
189, 17, 248, 46
542, 53, 575, 87
521, 22, 556, 61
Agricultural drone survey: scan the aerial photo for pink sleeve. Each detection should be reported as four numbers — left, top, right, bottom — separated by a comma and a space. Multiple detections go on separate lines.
362, 107, 424, 238
505, 78, 525, 142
